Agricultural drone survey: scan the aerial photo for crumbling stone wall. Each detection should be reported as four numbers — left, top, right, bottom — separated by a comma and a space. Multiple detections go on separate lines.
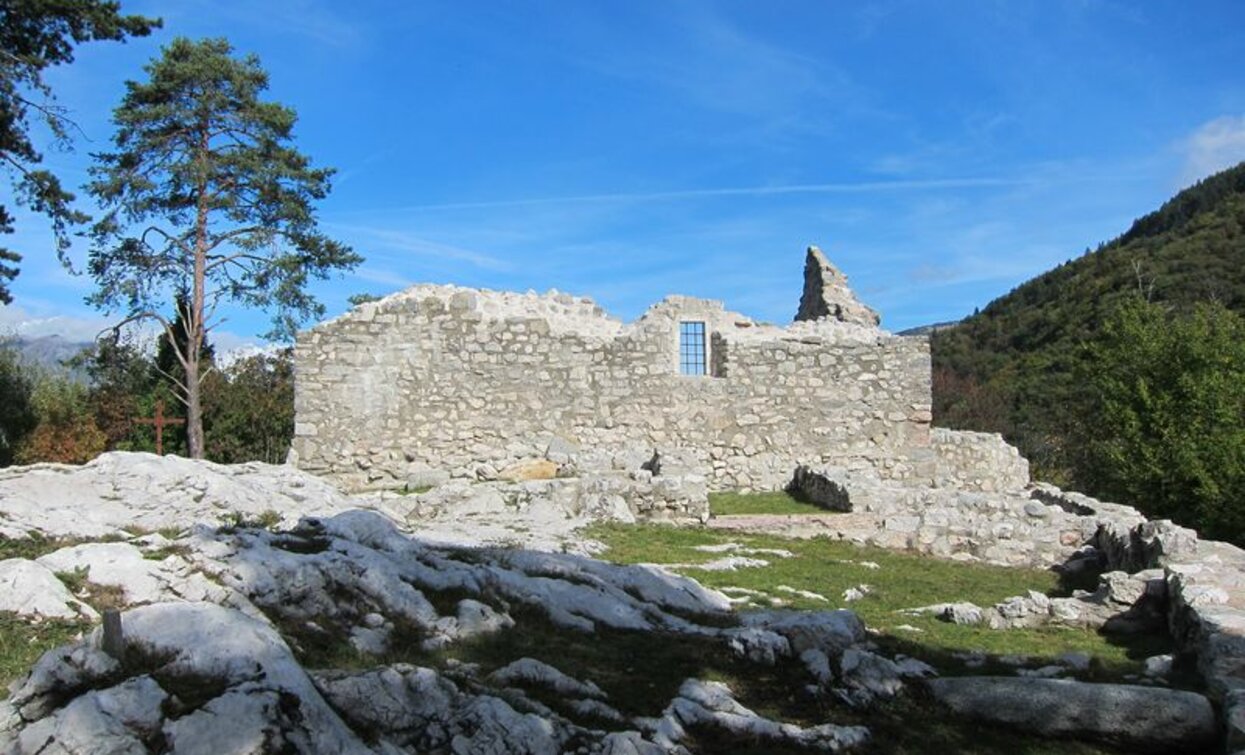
932, 428, 1030, 493
292, 283, 934, 492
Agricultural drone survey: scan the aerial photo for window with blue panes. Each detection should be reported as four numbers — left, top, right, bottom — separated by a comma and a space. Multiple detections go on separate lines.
679, 321, 707, 376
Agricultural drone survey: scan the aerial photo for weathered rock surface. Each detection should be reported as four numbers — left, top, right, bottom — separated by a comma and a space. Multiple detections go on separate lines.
649, 679, 870, 752
0, 452, 354, 539
5, 451, 1245, 752
36, 542, 230, 608
4, 603, 373, 754
905, 568, 1167, 632
0, 559, 95, 620
926, 676, 1216, 753
795, 246, 880, 327
1, 508, 909, 754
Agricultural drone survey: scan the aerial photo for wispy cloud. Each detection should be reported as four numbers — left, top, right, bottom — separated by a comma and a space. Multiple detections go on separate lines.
353, 177, 1029, 214
326, 223, 512, 272
159, 0, 366, 48
552, 2, 879, 145
1178, 115, 1245, 188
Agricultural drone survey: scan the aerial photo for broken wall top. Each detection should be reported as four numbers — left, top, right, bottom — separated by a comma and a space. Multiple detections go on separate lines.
313, 247, 892, 347
795, 246, 881, 327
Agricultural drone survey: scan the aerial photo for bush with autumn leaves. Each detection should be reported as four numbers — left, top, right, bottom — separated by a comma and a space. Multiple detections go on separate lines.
0, 337, 293, 466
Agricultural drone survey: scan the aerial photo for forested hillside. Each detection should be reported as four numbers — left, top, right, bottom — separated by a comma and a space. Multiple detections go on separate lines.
932, 161, 1245, 537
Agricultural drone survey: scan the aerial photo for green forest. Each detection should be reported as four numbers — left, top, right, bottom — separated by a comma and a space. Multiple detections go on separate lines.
933, 161, 1245, 543
0, 331, 294, 468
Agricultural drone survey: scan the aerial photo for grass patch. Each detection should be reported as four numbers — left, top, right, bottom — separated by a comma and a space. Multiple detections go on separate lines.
54, 567, 129, 612
142, 543, 192, 561
0, 534, 76, 561
218, 510, 282, 532
584, 521, 1168, 676
709, 490, 826, 516
0, 613, 89, 689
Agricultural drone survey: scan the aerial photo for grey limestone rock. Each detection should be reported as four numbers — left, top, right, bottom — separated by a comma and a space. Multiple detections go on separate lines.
0, 558, 97, 621
794, 246, 881, 327
650, 678, 870, 752
926, 676, 1215, 753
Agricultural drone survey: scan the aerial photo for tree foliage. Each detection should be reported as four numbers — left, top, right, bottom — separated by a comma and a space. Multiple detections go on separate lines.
202, 349, 293, 464
85, 37, 360, 458
932, 160, 1245, 483
0, 343, 36, 465
0, 0, 159, 302
1071, 298, 1245, 543
3, 335, 296, 467
15, 370, 106, 464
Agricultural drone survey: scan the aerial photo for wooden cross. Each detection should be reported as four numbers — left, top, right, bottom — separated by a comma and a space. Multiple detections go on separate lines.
134, 399, 185, 456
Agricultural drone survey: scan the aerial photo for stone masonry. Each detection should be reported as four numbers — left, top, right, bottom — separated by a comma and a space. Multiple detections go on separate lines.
795, 246, 881, 327
293, 248, 948, 495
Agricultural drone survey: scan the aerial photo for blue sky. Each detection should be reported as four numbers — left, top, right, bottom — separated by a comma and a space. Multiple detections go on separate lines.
3, 0, 1245, 348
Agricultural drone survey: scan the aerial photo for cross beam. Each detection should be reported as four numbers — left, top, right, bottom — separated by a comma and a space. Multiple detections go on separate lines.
134, 399, 186, 456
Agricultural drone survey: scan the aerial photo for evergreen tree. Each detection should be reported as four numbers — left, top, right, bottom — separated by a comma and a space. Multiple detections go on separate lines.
0, 0, 159, 302
86, 37, 360, 458
1072, 297, 1245, 543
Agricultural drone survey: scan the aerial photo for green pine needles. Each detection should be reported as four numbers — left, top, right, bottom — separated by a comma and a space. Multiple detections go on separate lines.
86, 37, 361, 458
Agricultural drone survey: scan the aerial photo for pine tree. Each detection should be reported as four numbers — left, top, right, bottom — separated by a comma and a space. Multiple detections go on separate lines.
86, 37, 360, 458
0, 0, 159, 302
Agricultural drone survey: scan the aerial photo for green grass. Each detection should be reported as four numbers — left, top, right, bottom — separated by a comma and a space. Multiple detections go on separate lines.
584, 520, 1171, 678
0, 613, 89, 689
709, 490, 826, 516
218, 509, 282, 531
0, 534, 77, 561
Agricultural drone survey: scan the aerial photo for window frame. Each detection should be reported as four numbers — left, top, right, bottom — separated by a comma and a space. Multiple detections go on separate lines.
679, 320, 708, 376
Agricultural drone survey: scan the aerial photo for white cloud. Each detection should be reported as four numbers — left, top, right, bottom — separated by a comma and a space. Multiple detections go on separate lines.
0, 303, 120, 343
0, 303, 260, 356
1179, 115, 1245, 187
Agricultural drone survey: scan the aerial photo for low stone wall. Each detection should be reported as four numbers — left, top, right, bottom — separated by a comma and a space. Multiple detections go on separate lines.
1093, 517, 1245, 748
777, 467, 1245, 747
743, 467, 1145, 568
405, 471, 710, 524
932, 428, 1029, 493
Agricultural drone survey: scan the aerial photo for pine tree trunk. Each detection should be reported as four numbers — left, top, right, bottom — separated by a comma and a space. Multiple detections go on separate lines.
185, 353, 204, 458
187, 128, 210, 460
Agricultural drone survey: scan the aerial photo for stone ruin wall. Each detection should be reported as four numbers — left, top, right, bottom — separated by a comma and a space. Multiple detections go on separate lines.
291, 285, 936, 495
931, 428, 1030, 494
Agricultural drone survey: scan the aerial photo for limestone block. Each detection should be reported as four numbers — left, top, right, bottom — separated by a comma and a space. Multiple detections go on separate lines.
927, 677, 1215, 753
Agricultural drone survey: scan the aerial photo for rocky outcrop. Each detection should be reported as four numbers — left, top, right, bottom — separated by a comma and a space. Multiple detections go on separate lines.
3, 449, 1245, 752
0, 509, 926, 754
0, 451, 355, 539
794, 246, 880, 327
926, 677, 1216, 753
906, 568, 1168, 632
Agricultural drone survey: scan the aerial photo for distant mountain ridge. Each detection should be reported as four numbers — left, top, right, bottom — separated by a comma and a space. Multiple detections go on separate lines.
898, 321, 960, 337
930, 160, 1245, 475
4, 335, 92, 373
